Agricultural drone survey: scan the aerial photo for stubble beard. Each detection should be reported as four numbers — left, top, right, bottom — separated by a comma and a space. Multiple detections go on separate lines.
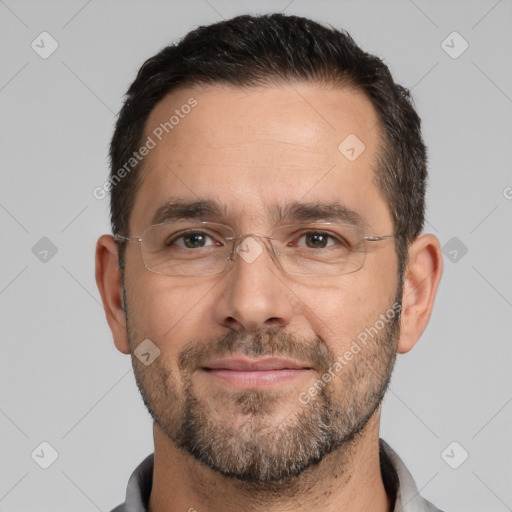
124, 286, 401, 484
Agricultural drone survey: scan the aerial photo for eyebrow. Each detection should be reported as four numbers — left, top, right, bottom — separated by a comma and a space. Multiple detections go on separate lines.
273, 201, 368, 229
151, 199, 229, 225
150, 198, 368, 230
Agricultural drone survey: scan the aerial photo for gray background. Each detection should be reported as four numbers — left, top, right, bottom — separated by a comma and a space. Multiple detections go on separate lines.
1, 0, 511, 510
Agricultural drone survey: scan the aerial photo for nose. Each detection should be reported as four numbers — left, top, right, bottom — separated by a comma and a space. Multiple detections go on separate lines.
212, 234, 296, 334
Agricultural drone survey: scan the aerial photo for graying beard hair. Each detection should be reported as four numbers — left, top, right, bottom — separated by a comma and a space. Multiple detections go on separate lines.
173, 352, 395, 485
124, 281, 402, 486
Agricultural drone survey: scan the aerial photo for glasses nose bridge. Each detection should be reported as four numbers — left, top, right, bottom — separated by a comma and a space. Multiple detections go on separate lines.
228, 232, 280, 263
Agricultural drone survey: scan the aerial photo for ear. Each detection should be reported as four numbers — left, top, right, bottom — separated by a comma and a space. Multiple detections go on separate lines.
95, 235, 130, 354
398, 234, 443, 354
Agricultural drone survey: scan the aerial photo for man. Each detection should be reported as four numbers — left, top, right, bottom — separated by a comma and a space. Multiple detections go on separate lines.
96, 13, 444, 512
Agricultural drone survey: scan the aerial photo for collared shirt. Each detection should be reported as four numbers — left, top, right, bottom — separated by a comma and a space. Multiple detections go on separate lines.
110, 439, 444, 512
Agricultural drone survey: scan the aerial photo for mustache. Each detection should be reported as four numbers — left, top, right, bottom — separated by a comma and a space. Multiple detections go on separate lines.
177, 328, 333, 373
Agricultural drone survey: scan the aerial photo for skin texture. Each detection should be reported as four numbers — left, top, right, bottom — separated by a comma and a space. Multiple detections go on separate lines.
96, 82, 443, 512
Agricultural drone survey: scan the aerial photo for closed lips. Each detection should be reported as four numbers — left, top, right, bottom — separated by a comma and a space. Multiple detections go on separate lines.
203, 358, 312, 371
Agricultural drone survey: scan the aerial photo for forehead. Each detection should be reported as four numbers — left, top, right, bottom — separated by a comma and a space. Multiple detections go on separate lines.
129, 82, 391, 233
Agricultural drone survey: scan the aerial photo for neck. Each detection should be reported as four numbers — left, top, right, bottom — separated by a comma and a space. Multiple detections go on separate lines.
148, 413, 392, 512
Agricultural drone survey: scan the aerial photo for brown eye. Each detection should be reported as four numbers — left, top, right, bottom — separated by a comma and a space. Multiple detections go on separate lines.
304, 232, 330, 249
296, 231, 347, 249
182, 232, 208, 248
166, 231, 216, 249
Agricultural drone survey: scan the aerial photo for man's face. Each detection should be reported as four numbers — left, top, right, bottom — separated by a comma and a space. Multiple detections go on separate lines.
122, 83, 400, 482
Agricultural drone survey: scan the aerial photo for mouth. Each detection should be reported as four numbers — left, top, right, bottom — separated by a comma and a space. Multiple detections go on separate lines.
201, 357, 313, 388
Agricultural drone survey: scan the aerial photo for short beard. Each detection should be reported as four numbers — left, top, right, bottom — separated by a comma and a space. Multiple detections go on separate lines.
174, 374, 383, 484
126, 287, 401, 484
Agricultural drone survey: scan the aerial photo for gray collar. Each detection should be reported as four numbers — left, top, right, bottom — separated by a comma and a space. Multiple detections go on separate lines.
112, 439, 443, 512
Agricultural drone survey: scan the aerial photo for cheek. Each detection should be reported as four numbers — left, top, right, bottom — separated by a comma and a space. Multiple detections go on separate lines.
290, 264, 398, 357
125, 274, 215, 352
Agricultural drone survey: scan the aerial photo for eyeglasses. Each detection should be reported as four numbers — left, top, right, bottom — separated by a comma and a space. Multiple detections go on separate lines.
114, 220, 393, 277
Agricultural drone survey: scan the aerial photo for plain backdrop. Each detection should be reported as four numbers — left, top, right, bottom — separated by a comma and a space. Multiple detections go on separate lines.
1, 1, 511, 511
